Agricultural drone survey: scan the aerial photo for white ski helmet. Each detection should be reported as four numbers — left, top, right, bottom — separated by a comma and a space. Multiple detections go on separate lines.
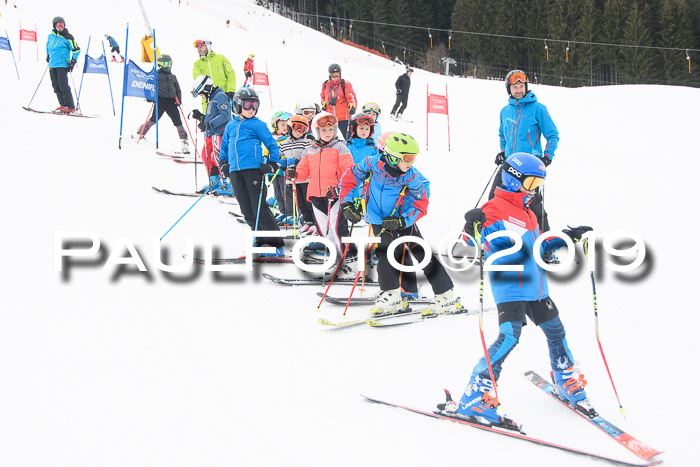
311, 111, 338, 140
191, 74, 213, 97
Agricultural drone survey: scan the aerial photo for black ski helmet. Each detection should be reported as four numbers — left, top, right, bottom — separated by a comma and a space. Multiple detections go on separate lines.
505, 69, 528, 97
52, 16, 66, 28
157, 54, 172, 71
328, 63, 341, 75
233, 87, 260, 114
350, 112, 375, 138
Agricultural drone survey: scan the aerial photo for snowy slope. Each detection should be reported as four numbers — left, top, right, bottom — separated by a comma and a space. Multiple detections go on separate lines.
1, 0, 698, 466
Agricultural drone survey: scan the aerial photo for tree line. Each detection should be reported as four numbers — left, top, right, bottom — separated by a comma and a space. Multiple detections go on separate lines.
258, 0, 700, 88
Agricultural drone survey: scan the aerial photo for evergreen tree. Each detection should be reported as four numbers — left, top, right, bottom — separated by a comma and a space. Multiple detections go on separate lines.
574, 0, 601, 86
602, 0, 629, 84
658, 0, 695, 83
621, 1, 655, 83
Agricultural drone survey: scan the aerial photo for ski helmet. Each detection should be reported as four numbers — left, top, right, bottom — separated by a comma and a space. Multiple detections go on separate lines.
193, 38, 213, 51
328, 63, 341, 75
500, 152, 546, 192
311, 111, 338, 140
505, 69, 528, 97
248, 53, 255, 59
377, 132, 397, 152
271, 111, 292, 132
233, 87, 260, 114
191, 75, 213, 97
295, 101, 318, 120
350, 112, 375, 138
288, 114, 310, 134
361, 102, 381, 121
156, 54, 173, 71
52, 16, 66, 28
383, 133, 419, 165
104, 34, 110, 39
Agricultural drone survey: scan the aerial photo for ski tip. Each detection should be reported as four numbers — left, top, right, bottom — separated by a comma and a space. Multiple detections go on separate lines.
365, 319, 383, 327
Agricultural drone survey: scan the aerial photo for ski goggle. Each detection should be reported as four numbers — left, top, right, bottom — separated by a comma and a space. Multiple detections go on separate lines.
291, 122, 309, 132
275, 112, 292, 122
362, 103, 381, 113
316, 114, 338, 128
521, 176, 545, 191
508, 72, 528, 84
385, 152, 417, 165
240, 100, 260, 111
301, 109, 315, 118
193, 40, 206, 48
55, 22, 65, 29
354, 115, 374, 127
158, 60, 172, 68
329, 73, 341, 79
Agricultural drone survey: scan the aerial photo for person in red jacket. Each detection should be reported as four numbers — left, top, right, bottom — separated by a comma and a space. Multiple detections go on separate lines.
320, 64, 358, 140
288, 112, 357, 275
243, 53, 254, 86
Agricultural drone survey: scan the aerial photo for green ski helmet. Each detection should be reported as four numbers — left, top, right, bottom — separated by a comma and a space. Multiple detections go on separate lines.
383, 133, 419, 165
271, 111, 292, 132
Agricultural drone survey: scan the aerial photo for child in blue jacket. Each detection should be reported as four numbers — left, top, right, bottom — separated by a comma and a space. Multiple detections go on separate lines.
219, 88, 284, 251
339, 133, 461, 317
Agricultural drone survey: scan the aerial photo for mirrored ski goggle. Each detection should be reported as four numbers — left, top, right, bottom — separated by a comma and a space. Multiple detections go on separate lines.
240, 100, 260, 111
316, 114, 338, 128
55, 22, 65, 29
521, 176, 545, 191
291, 122, 309, 132
354, 115, 374, 127
362, 103, 381, 113
385, 152, 417, 165
508, 72, 528, 84
276, 112, 292, 122
158, 60, 172, 68
194, 40, 206, 48
329, 74, 341, 79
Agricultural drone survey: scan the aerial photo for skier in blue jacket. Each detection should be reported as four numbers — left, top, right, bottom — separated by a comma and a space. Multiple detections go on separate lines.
442, 152, 593, 430
46, 16, 80, 113
103, 34, 124, 63
490, 70, 559, 232
219, 87, 284, 252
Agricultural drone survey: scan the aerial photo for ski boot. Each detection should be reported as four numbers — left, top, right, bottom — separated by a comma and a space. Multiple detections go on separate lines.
258, 246, 285, 258
436, 386, 522, 432
369, 288, 407, 317
428, 288, 464, 315
552, 367, 596, 417
214, 179, 235, 196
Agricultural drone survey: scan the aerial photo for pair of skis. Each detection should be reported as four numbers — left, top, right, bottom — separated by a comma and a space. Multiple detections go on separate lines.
363, 371, 662, 466
22, 106, 97, 118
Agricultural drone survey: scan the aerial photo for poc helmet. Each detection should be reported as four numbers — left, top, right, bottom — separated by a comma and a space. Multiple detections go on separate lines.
501, 152, 546, 192
270, 111, 292, 132
156, 54, 173, 71
191, 75, 213, 97
383, 133, 420, 165
52, 16, 66, 28
233, 87, 260, 114
311, 111, 338, 140
505, 69, 528, 97
328, 63, 341, 75
350, 112, 375, 138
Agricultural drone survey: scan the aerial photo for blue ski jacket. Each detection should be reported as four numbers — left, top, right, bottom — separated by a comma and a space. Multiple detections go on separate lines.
339, 154, 429, 227
346, 137, 379, 164
47, 29, 80, 69
204, 87, 232, 137
499, 91, 559, 162
478, 188, 565, 304
220, 115, 280, 172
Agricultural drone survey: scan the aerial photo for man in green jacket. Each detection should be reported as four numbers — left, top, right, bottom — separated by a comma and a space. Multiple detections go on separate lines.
192, 38, 236, 111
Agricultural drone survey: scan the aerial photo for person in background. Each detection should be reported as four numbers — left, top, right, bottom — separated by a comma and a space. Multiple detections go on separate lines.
390, 67, 413, 120
192, 37, 236, 110
46, 16, 80, 113
103, 34, 124, 63
243, 53, 255, 86
320, 64, 357, 139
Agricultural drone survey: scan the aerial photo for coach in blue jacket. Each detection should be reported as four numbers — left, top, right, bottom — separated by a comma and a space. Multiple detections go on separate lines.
46, 16, 80, 113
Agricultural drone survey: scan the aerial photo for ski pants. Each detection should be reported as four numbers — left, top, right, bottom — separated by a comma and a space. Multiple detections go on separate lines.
488, 165, 550, 232
391, 92, 408, 116
201, 133, 222, 176
295, 183, 314, 223
371, 223, 450, 295
311, 197, 357, 258
229, 168, 284, 247
272, 171, 294, 218
49, 67, 75, 109
471, 299, 574, 381
149, 98, 182, 126
337, 120, 350, 140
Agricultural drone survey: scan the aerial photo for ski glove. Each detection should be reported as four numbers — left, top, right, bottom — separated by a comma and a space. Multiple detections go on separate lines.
464, 208, 487, 237
286, 165, 296, 181
342, 201, 363, 224
495, 150, 506, 165
46, 54, 50, 63
191, 109, 204, 121
326, 186, 339, 200
220, 163, 230, 178
562, 225, 593, 243
348, 104, 355, 116
226, 92, 235, 100
198, 121, 208, 131
381, 216, 405, 231
259, 161, 279, 175
67, 58, 77, 72
540, 155, 553, 167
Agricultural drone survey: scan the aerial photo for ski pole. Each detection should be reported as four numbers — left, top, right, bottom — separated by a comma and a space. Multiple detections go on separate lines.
69, 70, 80, 112
136, 103, 154, 144
451, 165, 499, 256
159, 178, 220, 241
252, 159, 269, 245
193, 111, 199, 192
475, 225, 500, 400
26, 64, 49, 109
584, 238, 626, 416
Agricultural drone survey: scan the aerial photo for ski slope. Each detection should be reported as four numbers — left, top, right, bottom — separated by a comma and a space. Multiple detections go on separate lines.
1, 0, 698, 466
